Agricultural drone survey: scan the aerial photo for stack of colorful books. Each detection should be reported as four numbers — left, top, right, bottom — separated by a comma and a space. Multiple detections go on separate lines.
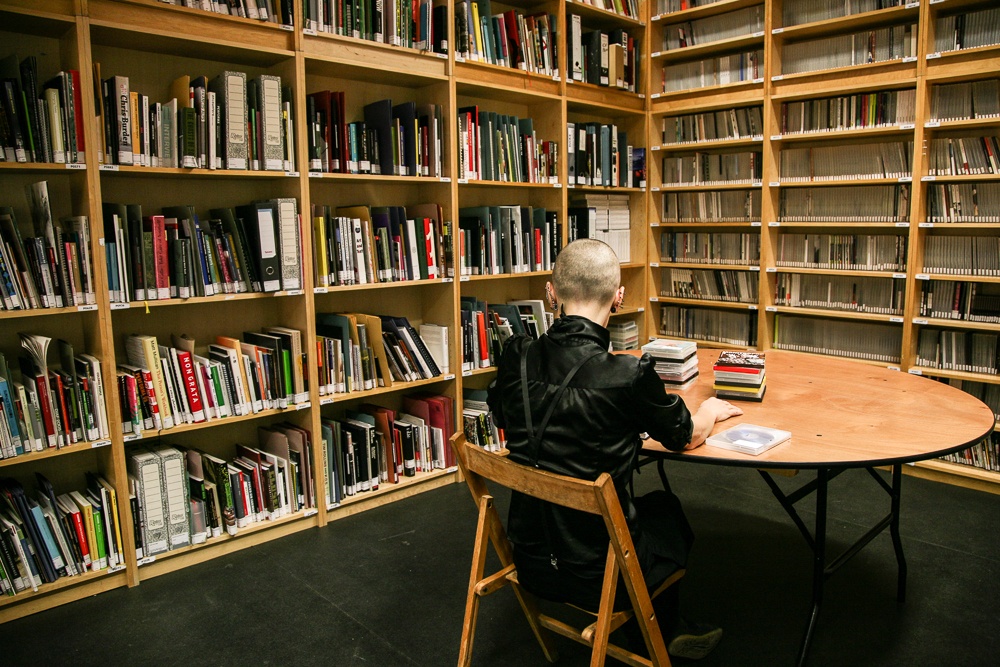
641, 338, 699, 390
713, 351, 766, 401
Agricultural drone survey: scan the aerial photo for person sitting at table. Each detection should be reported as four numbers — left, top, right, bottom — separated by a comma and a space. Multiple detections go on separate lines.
487, 238, 743, 660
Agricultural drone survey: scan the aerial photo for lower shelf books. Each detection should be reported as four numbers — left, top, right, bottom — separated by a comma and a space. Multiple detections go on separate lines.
316, 313, 443, 395
568, 194, 632, 263
118, 328, 307, 436
463, 389, 504, 452
102, 198, 303, 304
1, 183, 96, 312
0, 472, 125, 596
0, 335, 110, 459
128, 429, 315, 558
457, 205, 561, 276
706, 424, 790, 456
320, 394, 455, 506
459, 297, 552, 371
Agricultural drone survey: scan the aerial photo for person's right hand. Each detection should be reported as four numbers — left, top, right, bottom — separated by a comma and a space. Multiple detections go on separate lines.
699, 397, 743, 423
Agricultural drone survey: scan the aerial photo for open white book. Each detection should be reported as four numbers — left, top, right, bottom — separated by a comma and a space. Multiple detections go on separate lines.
706, 424, 791, 456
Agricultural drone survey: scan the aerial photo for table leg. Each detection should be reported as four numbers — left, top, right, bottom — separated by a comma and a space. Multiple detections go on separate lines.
889, 464, 907, 602
797, 468, 828, 667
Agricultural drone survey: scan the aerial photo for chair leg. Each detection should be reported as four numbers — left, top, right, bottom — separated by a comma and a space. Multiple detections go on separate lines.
458, 496, 494, 667
589, 550, 621, 667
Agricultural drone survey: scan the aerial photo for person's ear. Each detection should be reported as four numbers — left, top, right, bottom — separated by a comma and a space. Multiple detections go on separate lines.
546, 282, 558, 311
610, 286, 625, 314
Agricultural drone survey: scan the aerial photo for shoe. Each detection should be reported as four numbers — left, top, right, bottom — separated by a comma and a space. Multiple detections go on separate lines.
667, 622, 723, 660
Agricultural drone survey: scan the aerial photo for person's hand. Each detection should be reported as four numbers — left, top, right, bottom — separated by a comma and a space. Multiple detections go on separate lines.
699, 397, 743, 423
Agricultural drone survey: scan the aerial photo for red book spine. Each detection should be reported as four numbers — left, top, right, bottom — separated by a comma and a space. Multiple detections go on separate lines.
51, 374, 74, 443
68, 508, 91, 568
140, 368, 161, 429
70, 69, 86, 156
151, 215, 169, 298
423, 218, 436, 279
175, 350, 206, 421
35, 375, 57, 446
534, 229, 542, 270
476, 311, 489, 365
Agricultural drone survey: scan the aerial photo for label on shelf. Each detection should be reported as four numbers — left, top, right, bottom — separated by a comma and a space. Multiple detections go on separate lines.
320, 396, 335, 405
139, 556, 156, 566
748, 304, 758, 310
652, 14, 662, 21
768, 222, 780, 227
442, 277, 454, 283
650, 262, 659, 267
765, 267, 777, 273
652, 51, 663, 58
639, 94, 646, 99
303, 28, 317, 35
926, 53, 941, 59
651, 186, 660, 192
887, 365, 901, 372
308, 171, 322, 178
905, 1, 918, 7
66, 162, 85, 170
902, 56, 918, 63
285, 171, 299, 177
314, 286, 328, 293
553, 74, 561, 81
123, 432, 142, 442
440, 176, 451, 183
110, 302, 130, 310
462, 370, 472, 377
294, 401, 311, 410
304, 508, 318, 517
457, 178, 468, 184
768, 181, 780, 187
765, 306, 778, 312
224, 295, 236, 300
91, 439, 112, 449
921, 176, 936, 181
99, 164, 118, 172
916, 273, 930, 280
651, 145, 661, 151
650, 222, 660, 227
895, 222, 910, 227
772, 27, 784, 34
900, 123, 916, 130
919, 222, 934, 228
77, 304, 97, 311
749, 266, 761, 272
278, 289, 303, 296
109, 564, 126, 572
444, 373, 456, 380
893, 273, 906, 279
637, 307, 645, 313
899, 177, 912, 182
280, 24, 293, 31
651, 93, 662, 99
771, 75, 783, 81
460, 276, 470, 282
914, 319, 929, 325
455, 55, 466, 63
435, 52, 447, 59
770, 135, 782, 141
890, 316, 904, 323
908, 368, 923, 375
752, 31, 764, 38
925, 122, 941, 128
553, 182, 561, 188
751, 222, 762, 227
650, 296, 660, 302
752, 78, 764, 84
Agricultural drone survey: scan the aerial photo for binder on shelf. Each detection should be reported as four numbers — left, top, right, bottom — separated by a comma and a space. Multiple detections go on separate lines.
208, 71, 248, 170
235, 201, 282, 292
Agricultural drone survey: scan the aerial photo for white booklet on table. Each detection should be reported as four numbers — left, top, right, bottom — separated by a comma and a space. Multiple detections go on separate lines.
706, 424, 791, 456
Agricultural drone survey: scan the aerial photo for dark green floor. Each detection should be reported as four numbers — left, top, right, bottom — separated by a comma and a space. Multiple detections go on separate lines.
2, 461, 998, 666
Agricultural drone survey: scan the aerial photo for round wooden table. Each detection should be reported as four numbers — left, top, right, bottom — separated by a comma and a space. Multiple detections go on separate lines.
638, 350, 995, 666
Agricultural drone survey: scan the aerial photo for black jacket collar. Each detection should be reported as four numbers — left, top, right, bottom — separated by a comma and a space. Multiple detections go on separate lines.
545, 315, 611, 350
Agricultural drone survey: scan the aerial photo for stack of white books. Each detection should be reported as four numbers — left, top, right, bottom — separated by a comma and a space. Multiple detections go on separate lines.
640, 338, 698, 390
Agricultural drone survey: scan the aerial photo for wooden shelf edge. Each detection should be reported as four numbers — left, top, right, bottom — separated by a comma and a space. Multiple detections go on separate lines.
0, 567, 128, 623
326, 468, 458, 521
904, 459, 1000, 496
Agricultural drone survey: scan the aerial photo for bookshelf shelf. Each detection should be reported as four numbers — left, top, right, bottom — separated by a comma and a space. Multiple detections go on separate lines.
458, 179, 561, 189
457, 78, 563, 103
0, 564, 128, 612
328, 467, 459, 518
659, 182, 762, 190
125, 404, 310, 439
930, 43, 1000, 65
304, 44, 449, 83
652, 0, 760, 23
454, 60, 562, 97
0, 438, 114, 469
463, 270, 555, 282
568, 185, 645, 193
654, 33, 765, 64
0, 305, 99, 320
771, 221, 910, 228
910, 459, 1000, 495
920, 174, 1000, 183
773, 267, 904, 279
914, 318, 1000, 333
313, 278, 454, 294
652, 78, 764, 102
773, 4, 921, 42
923, 117, 1000, 131
770, 348, 898, 369
770, 306, 904, 323
99, 165, 297, 179
652, 296, 757, 310
0, 161, 86, 172
566, 81, 647, 112
776, 177, 912, 187
657, 261, 759, 271
464, 367, 498, 378
657, 222, 759, 228
920, 274, 1000, 284
657, 136, 762, 151
771, 59, 918, 87
910, 367, 1000, 384
308, 172, 452, 185
319, 375, 456, 403
776, 126, 916, 143
915, 223, 1000, 230
106, 291, 304, 310
566, 1, 645, 29
0, 1, 76, 27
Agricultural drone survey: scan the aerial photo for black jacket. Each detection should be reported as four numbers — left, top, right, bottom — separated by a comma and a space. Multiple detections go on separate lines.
487, 315, 693, 578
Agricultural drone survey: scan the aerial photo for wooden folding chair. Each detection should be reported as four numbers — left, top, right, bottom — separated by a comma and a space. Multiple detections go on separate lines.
451, 432, 685, 667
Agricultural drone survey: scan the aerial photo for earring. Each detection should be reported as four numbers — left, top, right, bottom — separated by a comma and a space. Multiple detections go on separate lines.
546, 284, 558, 311
610, 286, 625, 314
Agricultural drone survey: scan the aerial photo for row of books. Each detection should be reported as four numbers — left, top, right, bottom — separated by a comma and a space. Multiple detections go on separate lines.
303, 0, 446, 53
934, 6, 1000, 54
102, 198, 302, 304
457, 108, 556, 183
457, 205, 561, 276
923, 236, 1000, 276
660, 267, 759, 303
321, 394, 454, 505
577, 0, 641, 20
659, 232, 760, 266
568, 195, 632, 263
463, 389, 504, 452
778, 185, 911, 222
775, 233, 908, 272
661, 5, 764, 51
316, 313, 445, 396
1, 182, 96, 312
129, 432, 313, 559
662, 106, 764, 145
941, 432, 1000, 473
0, 56, 84, 164
656, 1, 724, 15
661, 151, 762, 186
569, 17, 639, 92
659, 306, 758, 347
163, 0, 293, 25
118, 329, 307, 437
0, 473, 123, 595
916, 329, 1000, 376
1, 335, 110, 459
933, 378, 1000, 422
780, 90, 916, 136
926, 183, 1000, 223
661, 50, 762, 93
460, 297, 550, 371
98, 71, 294, 172
927, 136, 1000, 176
312, 203, 449, 287
567, 123, 643, 188
306, 95, 443, 177
930, 78, 1000, 122
661, 190, 761, 223
919, 280, 1000, 323
782, 0, 909, 29
455, 4, 558, 77
773, 274, 905, 315
779, 141, 913, 181
773, 314, 902, 363
782, 25, 918, 76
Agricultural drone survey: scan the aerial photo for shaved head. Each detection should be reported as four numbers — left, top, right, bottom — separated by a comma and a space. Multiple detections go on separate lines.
552, 239, 621, 307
